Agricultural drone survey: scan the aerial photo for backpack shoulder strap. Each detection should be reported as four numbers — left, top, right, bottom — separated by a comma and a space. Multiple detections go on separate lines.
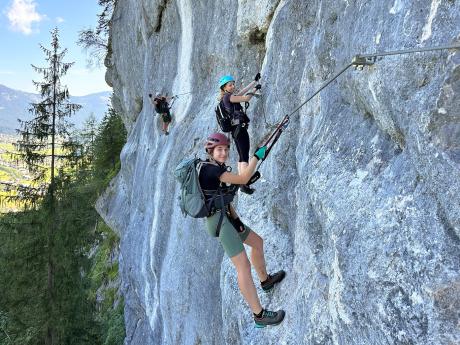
216, 99, 228, 114
219, 94, 236, 115
215, 186, 225, 237
196, 160, 205, 175
196, 159, 218, 176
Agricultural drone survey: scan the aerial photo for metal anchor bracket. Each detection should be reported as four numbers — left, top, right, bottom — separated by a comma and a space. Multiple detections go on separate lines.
352, 55, 376, 70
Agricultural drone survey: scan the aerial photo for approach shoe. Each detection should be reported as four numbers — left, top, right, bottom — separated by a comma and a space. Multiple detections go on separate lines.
261, 270, 286, 292
240, 184, 255, 195
254, 309, 285, 328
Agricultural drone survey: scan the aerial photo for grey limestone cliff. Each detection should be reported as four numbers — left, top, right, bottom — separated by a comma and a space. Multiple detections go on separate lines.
97, 0, 460, 344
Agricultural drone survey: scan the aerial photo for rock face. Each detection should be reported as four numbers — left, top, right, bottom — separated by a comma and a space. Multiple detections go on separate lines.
97, 1, 460, 344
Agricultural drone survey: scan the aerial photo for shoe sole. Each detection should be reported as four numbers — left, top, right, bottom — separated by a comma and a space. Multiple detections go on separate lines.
254, 317, 285, 328
261, 272, 286, 293
240, 190, 254, 195
262, 282, 282, 293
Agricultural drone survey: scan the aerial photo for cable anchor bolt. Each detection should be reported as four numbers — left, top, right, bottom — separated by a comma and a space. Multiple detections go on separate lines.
352, 55, 375, 70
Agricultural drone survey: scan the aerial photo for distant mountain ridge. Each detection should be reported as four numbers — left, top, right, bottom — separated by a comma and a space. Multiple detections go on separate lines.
0, 84, 111, 134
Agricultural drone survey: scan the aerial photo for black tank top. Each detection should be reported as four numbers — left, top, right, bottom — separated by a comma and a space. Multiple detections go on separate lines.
198, 161, 233, 202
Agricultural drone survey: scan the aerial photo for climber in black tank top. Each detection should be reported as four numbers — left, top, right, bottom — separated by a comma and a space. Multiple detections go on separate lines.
218, 73, 262, 194
200, 132, 286, 328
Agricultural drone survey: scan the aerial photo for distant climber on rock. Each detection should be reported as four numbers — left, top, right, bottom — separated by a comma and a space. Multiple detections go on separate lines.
199, 132, 286, 328
149, 92, 172, 135
215, 73, 262, 194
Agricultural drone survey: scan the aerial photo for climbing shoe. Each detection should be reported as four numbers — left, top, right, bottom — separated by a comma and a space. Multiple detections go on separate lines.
254, 309, 285, 328
165, 131, 169, 135
261, 270, 286, 292
240, 184, 255, 195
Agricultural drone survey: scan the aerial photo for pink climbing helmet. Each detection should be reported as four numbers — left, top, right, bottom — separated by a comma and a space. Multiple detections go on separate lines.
205, 132, 230, 153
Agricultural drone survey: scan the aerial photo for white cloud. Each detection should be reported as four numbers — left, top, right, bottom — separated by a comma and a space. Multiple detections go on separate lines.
56, 16, 64, 23
0, 70, 14, 75
6, 0, 45, 35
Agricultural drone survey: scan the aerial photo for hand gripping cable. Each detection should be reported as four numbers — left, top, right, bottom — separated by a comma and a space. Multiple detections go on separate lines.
247, 114, 290, 186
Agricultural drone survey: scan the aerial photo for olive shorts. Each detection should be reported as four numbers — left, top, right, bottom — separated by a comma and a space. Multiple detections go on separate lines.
161, 112, 172, 123
206, 211, 251, 258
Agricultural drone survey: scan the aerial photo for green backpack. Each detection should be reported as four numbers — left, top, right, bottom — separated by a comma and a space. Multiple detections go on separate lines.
174, 158, 235, 235
174, 158, 210, 218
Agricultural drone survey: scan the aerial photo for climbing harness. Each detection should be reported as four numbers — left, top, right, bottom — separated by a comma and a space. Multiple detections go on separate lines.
174, 157, 236, 236
153, 97, 170, 114
232, 101, 251, 138
215, 93, 251, 134
248, 43, 460, 185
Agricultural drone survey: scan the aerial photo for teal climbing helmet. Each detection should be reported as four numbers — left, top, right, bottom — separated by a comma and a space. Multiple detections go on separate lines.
219, 75, 235, 89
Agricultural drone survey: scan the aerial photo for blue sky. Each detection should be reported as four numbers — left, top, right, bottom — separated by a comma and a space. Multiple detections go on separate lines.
0, 0, 112, 96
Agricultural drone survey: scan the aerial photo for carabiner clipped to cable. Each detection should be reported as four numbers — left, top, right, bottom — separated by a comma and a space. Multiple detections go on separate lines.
246, 114, 290, 187
281, 115, 290, 129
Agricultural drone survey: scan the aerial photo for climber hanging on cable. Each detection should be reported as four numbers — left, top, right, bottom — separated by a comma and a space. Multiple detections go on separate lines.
198, 132, 286, 328
215, 73, 262, 194
149, 92, 173, 135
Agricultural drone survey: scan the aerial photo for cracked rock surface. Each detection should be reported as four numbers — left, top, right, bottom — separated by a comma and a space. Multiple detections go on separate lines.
97, 1, 460, 344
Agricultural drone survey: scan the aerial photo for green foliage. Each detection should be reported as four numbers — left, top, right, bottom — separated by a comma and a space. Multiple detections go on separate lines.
0, 210, 47, 345
102, 302, 125, 345
89, 222, 118, 288
93, 107, 126, 188
1, 0, 125, 343
0, 104, 127, 345
0, 165, 22, 179
77, 0, 117, 67
7, 28, 87, 345
16, 28, 81, 204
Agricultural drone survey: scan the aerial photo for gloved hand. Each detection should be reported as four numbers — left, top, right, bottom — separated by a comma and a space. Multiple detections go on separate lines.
254, 146, 267, 160
254, 84, 262, 90
254, 72, 261, 81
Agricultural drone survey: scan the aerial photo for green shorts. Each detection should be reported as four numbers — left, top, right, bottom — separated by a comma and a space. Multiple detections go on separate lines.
205, 211, 251, 258
161, 112, 172, 123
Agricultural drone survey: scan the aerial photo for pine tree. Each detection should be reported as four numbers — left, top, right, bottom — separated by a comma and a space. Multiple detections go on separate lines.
0, 210, 47, 345
1, 27, 126, 345
93, 106, 126, 184
16, 27, 81, 203
15, 27, 81, 345
79, 113, 99, 164
0, 102, 127, 344
77, 0, 116, 67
